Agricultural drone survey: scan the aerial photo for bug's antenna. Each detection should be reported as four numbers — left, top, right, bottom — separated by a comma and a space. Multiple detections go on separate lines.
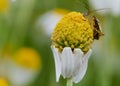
83, 8, 111, 16
89, 8, 111, 14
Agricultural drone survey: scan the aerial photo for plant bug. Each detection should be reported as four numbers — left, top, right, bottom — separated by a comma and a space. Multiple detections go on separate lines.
83, 9, 105, 40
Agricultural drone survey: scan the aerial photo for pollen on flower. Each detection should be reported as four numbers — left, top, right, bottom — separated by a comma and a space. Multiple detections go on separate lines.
51, 12, 93, 53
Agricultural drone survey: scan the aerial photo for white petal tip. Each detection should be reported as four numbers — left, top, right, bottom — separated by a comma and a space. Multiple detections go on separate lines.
74, 48, 83, 55
56, 69, 61, 82
56, 75, 60, 82
63, 47, 71, 51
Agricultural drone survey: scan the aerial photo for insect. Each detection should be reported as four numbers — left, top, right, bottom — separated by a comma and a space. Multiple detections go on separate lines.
92, 16, 104, 40
74, 0, 107, 40
83, 9, 104, 40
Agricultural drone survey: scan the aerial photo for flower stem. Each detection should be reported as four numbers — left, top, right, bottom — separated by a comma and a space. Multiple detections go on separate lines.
67, 78, 73, 86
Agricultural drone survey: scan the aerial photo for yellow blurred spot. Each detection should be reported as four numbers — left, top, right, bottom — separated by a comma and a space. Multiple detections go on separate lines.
0, 0, 9, 12
0, 78, 9, 86
51, 12, 93, 53
53, 8, 69, 15
13, 48, 42, 70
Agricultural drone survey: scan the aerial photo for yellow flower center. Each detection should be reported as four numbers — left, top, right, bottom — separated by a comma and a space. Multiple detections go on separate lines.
51, 12, 93, 53
0, 78, 9, 86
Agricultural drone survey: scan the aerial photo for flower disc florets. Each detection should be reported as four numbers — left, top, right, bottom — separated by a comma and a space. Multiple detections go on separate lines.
51, 12, 93, 53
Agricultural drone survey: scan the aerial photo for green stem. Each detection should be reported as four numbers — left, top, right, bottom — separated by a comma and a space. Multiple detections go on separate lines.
67, 78, 73, 86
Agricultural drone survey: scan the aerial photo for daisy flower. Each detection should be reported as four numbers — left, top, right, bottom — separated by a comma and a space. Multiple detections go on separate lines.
51, 12, 93, 86
8, 48, 42, 86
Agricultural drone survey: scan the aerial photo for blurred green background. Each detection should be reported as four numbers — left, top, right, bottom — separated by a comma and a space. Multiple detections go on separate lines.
0, 0, 120, 86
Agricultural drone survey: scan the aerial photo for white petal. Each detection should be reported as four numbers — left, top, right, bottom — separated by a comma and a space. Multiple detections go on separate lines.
61, 47, 74, 78
73, 49, 92, 83
72, 48, 83, 77
51, 46, 61, 82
